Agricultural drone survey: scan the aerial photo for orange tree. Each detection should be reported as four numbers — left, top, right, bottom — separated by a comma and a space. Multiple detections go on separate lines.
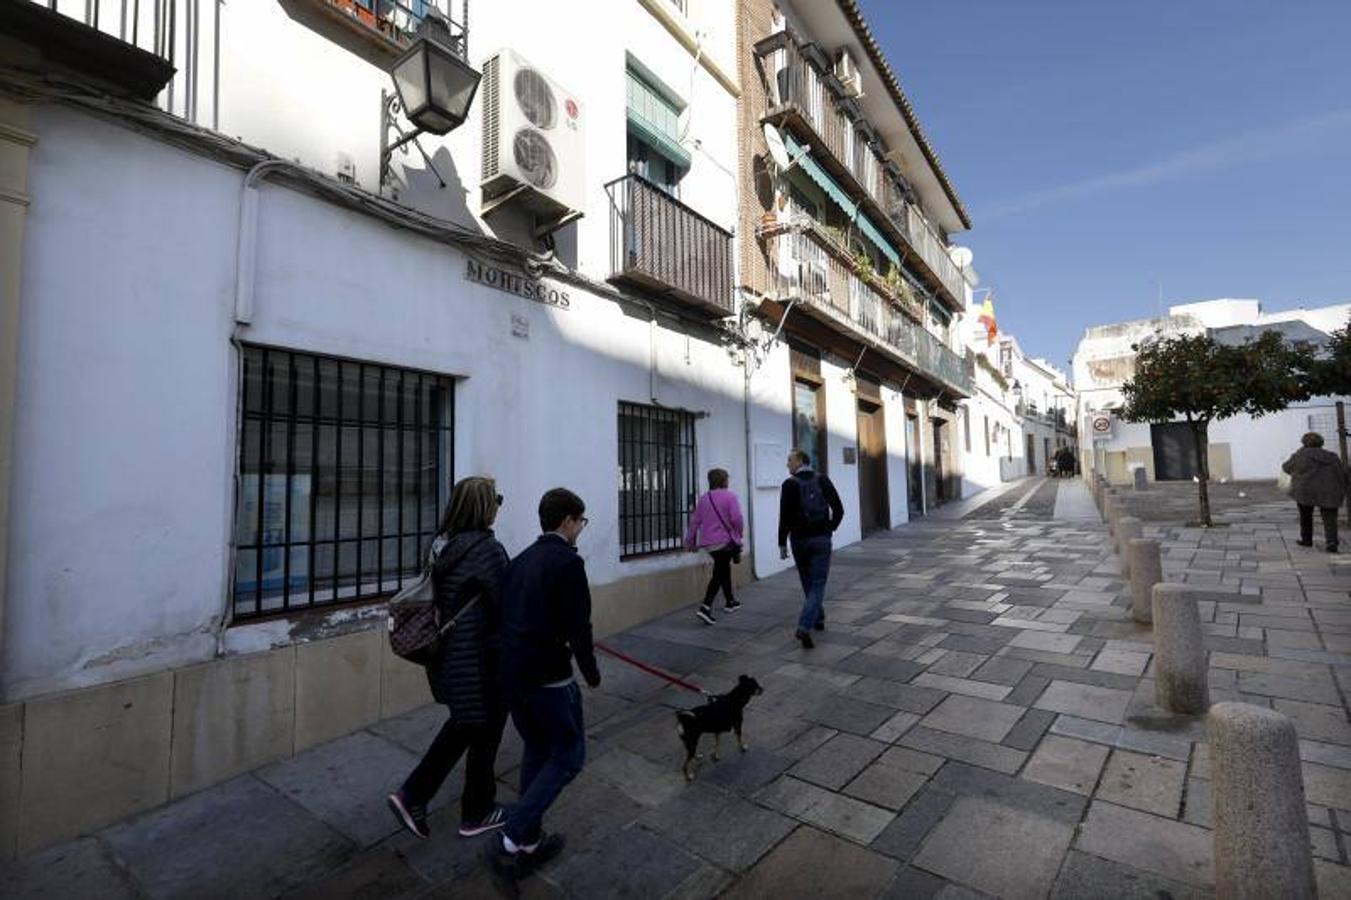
1120, 331, 1312, 526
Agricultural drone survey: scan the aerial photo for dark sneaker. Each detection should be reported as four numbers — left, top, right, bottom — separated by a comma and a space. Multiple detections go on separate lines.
1328, 545, 1340, 554
813, 619, 825, 632
1296, 539, 1314, 547
460, 805, 508, 837
387, 790, 429, 840
482, 836, 521, 898
696, 605, 717, 625
724, 598, 742, 613
795, 629, 814, 649
518, 833, 567, 873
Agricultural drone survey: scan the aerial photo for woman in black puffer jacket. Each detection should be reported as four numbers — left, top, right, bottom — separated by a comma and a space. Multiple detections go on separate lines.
388, 476, 511, 841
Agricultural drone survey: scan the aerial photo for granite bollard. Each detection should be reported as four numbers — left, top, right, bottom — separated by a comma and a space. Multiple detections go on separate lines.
1116, 517, 1142, 577
1128, 538, 1161, 624
1152, 583, 1208, 714
1105, 494, 1118, 533
1209, 703, 1316, 899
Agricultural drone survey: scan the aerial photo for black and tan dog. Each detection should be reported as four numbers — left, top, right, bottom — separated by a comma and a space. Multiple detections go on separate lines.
675, 675, 763, 781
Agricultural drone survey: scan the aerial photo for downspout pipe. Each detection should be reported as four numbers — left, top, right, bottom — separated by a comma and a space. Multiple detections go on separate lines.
217, 159, 287, 653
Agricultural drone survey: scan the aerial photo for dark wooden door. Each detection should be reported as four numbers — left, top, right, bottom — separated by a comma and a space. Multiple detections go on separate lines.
906, 414, 923, 516
857, 399, 890, 534
1152, 422, 1198, 481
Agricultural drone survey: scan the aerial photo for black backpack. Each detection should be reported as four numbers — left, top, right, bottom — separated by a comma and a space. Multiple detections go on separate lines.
797, 474, 831, 528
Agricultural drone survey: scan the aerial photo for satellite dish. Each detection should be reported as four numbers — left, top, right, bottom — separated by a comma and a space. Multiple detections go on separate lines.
763, 123, 805, 172
949, 246, 974, 268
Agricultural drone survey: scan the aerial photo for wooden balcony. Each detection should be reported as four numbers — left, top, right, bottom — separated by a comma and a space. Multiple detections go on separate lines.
605, 174, 735, 316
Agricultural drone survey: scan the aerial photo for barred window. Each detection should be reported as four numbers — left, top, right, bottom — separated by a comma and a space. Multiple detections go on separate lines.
233, 346, 453, 619
618, 402, 697, 558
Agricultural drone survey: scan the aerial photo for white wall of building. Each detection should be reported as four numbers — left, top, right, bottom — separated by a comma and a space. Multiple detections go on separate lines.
4, 105, 749, 699
218, 1, 740, 280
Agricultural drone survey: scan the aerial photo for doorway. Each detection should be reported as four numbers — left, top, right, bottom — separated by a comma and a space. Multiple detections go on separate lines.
933, 419, 947, 504
1151, 422, 1199, 481
1026, 433, 1036, 475
906, 413, 922, 517
857, 397, 890, 534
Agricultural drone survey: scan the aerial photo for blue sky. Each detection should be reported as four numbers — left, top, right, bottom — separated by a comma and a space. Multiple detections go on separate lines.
859, 0, 1351, 369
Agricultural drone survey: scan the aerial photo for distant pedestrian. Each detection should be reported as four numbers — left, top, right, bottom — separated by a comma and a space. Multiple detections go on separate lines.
684, 467, 745, 625
484, 487, 600, 893
777, 449, 844, 648
1282, 432, 1350, 552
1056, 446, 1076, 478
388, 477, 510, 841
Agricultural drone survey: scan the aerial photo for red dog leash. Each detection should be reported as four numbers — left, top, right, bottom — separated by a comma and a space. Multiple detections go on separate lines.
595, 642, 711, 697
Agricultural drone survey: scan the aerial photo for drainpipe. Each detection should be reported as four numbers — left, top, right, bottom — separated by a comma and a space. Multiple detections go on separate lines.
217, 159, 287, 653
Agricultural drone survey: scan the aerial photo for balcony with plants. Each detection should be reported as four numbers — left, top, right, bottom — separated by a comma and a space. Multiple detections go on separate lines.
754, 28, 971, 310
763, 217, 972, 397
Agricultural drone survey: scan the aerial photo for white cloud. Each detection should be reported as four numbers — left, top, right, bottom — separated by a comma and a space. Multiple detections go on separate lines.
983, 108, 1351, 220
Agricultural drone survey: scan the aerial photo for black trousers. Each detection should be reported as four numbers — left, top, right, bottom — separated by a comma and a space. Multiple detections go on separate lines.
402, 709, 506, 823
703, 548, 736, 606
1298, 504, 1340, 549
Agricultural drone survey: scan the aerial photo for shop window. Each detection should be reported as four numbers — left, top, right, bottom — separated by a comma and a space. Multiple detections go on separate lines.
233, 346, 453, 619
618, 401, 697, 557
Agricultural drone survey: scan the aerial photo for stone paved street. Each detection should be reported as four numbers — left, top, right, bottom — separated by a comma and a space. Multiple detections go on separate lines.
8, 477, 1351, 899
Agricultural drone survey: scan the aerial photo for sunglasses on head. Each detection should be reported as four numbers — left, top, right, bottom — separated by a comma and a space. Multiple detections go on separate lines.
495, 493, 504, 506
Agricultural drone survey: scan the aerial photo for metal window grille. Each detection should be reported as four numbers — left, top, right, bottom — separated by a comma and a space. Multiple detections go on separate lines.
618, 402, 697, 558
233, 345, 454, 620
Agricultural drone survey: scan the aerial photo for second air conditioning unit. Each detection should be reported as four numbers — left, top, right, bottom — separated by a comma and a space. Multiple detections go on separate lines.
834, 49, 863, 98
481, 48, 586, 223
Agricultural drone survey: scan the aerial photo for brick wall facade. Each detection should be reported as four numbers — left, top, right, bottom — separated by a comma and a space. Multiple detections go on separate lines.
735, 0, 776, 299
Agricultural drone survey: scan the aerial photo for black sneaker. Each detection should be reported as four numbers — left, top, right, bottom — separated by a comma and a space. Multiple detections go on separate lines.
1296, 539, 1314, 547
387, 790, 429, 840
460, 804, 508, 837
795, 629, 814, 649
482, 836, 521, 898
724, 598, 742, 613
518, 833, 567, 874
696, 605, 717, 625
813, 619, 825, 632
1328, 545, 1340, 554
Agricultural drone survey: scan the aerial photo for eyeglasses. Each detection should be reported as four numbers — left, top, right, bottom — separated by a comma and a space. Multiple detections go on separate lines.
495, 493, 504, 506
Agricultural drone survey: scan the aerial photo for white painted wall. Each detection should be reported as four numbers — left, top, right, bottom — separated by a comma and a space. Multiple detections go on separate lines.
4, 105, 748, 700
217, 0, 739, 280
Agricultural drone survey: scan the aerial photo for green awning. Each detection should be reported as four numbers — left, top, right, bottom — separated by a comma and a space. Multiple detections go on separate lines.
785, 134, 900, 268
626, 109, 691, 169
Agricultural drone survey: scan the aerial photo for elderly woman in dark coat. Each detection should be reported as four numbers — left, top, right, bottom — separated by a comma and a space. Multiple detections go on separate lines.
1283, 433, 1350, 552
388, 476, 510, 840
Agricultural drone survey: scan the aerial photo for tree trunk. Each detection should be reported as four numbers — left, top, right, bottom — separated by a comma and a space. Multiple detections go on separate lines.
1190, 418, 1212, 526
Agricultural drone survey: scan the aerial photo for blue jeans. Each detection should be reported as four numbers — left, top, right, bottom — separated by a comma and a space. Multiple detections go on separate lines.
791, 535, 832, 632
504, 683, 586, 846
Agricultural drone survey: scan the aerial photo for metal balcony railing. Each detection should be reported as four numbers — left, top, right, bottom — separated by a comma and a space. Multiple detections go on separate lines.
768, 225, 972, 396
605, 174, 735, 315
757, 32, 971, 308
31, 0, 453, 127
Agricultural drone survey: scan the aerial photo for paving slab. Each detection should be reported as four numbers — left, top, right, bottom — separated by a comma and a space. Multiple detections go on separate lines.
912, 796, 1074, 900
1049, 849, 1212, 900
789, 732, 887, 790
547, 824, 704, 898
1094, 749, 1187, 817
919, 694, 1027, 743
256, 730, 422, 848
757, 776, 896, 844
0, 837, 142, 900
725, 826, 898, 899
898, 726, 1028, 775
1033, 680, 1135, 724
100, 776, 353, 900
1075, 800, 1214, 887
639, 782, 795, 872
1022, 735, 1110, 796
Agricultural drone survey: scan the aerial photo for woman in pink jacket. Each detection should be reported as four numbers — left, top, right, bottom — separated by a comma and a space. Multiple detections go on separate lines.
684, 468, 745, 625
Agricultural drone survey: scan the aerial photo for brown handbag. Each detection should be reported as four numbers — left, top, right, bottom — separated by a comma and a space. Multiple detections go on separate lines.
387, 534, 488, 666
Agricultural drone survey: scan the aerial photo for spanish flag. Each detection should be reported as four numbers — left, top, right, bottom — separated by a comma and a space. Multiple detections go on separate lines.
978, 295, 997, 345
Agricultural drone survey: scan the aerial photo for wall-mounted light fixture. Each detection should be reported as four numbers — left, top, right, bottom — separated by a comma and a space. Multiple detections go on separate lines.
380, 9, 480, 191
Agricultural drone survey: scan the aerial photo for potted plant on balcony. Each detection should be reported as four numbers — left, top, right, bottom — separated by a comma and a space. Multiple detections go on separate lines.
851, 248, 874, 280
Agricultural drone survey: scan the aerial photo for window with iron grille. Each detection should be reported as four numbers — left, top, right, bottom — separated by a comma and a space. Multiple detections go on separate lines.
233, 345, 454, 619
618, 402, 697, 558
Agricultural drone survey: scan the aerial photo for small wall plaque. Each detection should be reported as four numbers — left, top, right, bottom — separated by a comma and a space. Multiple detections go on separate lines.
843, 446, 857, 465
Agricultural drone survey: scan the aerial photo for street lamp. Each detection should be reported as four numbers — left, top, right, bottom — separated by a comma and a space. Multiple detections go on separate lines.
380, 9, 480, 190
389, 11, 480, 136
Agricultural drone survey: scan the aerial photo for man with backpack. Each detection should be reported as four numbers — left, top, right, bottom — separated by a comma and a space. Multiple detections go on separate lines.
778, 448, 845, 648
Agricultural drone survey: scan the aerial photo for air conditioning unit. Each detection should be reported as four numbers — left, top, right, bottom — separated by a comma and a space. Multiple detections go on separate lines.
834, 49, 863, 98
480, 49, 586, 221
